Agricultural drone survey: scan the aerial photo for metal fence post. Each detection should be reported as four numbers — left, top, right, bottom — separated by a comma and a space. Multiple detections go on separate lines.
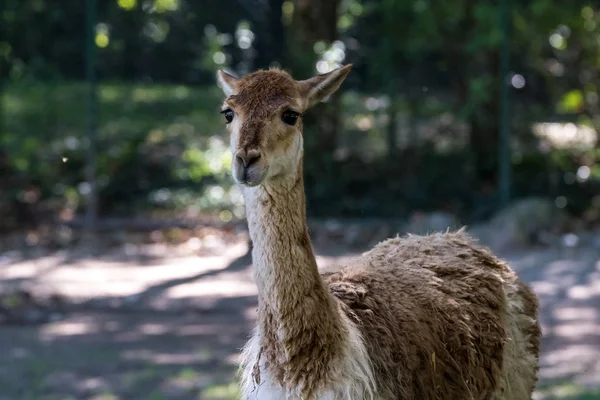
85, 0, 99, 232
498, 0, 512, 207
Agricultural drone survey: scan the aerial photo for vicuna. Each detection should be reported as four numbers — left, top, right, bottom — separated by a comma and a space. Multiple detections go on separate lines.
216, 64, 541, 400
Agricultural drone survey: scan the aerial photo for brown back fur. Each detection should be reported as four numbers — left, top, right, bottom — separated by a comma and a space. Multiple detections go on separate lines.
323, 230, 541, 399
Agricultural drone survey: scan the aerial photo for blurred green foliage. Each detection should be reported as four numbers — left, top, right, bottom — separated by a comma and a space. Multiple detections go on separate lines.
1, 0, 600, 228
1, 82, 245, 227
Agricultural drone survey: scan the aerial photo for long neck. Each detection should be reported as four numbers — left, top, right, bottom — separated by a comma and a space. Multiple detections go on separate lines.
243, 163, 346, 388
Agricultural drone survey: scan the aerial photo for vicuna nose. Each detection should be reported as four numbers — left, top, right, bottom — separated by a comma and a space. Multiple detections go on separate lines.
235, 149, 261, 168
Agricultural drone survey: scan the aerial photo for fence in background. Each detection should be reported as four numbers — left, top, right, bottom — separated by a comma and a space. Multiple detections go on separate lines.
2, 0, 599, 230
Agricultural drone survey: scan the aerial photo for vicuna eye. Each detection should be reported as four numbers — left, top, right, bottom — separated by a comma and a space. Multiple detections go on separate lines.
220, 108, 234, 124
281, 110, 300, 126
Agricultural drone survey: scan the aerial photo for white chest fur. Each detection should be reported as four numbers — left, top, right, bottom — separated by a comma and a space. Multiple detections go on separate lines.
239, 317, 377, 400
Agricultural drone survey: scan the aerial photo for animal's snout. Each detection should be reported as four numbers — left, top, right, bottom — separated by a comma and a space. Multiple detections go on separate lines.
235, 149, 261, 169
232, 148, 267, 186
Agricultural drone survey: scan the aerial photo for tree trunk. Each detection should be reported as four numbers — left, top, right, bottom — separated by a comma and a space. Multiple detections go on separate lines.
287, 0, 340, 77
254, 0, 285, 69
441, 0, 501, 196
387, 99, 398, 159
469, 52, 501, 193
286, 0, 342, 212
288, 0, 342, 150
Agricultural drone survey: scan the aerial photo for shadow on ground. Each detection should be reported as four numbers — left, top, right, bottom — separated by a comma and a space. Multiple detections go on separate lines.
1, 234, 600, 400
0, 249, 256, 400
1, 310, 250, 400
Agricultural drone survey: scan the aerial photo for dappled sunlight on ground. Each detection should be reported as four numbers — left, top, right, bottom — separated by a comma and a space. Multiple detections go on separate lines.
503, 248, 600, 399
0, 241, 248, 300
166, 277, 257, 299
41, 320, 95, 338
1, 236, 599, 399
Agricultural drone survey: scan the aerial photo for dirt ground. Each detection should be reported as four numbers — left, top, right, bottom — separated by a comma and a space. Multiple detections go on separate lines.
1, 232, 599, 400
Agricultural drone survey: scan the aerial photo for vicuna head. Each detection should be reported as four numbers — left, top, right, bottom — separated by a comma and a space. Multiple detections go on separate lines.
216, 65, 352, 187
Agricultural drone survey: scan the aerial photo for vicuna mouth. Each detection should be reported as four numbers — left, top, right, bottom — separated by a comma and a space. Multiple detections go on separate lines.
233, 163, 267, 187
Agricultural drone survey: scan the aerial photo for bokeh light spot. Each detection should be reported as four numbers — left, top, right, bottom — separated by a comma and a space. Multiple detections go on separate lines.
511, 74, 525, 89
95, 33, 109, 48
219, 210, 233, 223
117, 0, 137, 10
577, 165, 591, 181
555, 196, 567, 209
549, 33, 566, 50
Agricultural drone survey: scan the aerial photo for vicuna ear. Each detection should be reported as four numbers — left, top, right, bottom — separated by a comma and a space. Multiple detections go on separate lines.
216, 70, 239, 97
298, 64, 352, 108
